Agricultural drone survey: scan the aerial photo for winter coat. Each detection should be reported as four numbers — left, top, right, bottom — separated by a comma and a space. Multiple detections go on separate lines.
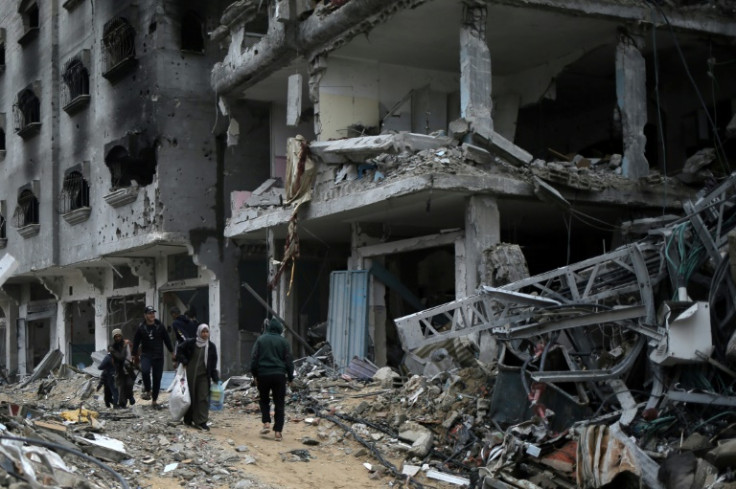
250, 318, 294, 381
132, 319, 173, 359
176, 338, 219, 384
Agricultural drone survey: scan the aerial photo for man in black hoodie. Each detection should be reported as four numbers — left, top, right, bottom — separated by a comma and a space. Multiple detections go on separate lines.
132, 306, 174, 409
250, 318, 294, 441
170, 306, 196, 347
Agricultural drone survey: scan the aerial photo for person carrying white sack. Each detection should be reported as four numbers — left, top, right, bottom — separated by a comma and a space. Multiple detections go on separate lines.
175, 323, 219, 431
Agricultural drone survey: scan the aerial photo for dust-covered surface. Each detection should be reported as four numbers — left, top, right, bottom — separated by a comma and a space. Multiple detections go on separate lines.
0, 364, 481, 489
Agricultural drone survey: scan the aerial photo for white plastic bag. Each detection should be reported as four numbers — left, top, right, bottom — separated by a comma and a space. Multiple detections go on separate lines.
169, 364, 191, 420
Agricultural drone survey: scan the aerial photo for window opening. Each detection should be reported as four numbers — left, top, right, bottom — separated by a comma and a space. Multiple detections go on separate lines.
14, 189, 39, 227
107, 294, 145, 339
103, 17, 135, 71
59, 171, 90, 213
112, 265, 139, 289
0, 128, 5, 151
26, 4, 39, 29
18, 1, 39, 45
104, 142, 156, 190
181, 10, 204, 53
14, 87, 40, 134
62, 57, 90, 103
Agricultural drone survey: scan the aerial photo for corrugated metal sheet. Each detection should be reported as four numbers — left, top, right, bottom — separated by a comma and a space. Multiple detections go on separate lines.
327, 270, 369, 372
345, 356, 379, 379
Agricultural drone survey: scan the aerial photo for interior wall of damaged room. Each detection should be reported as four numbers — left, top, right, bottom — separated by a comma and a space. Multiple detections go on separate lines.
318, 57, 458, 139
271, 103, 316, 180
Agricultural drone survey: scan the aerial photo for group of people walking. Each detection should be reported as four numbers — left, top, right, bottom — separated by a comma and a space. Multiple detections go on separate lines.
99, 305, 294, 440
99, 305, 219, 430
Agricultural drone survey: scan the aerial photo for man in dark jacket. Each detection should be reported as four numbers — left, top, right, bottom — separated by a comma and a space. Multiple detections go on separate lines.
132, 306, 174, 409
97, 351, 118, 408
170, 306, 196, 353
250, 318, 294, 441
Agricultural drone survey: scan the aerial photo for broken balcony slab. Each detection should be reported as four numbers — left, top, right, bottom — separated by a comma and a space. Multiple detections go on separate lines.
469, 130, 533, 167
310, 132, 455, 164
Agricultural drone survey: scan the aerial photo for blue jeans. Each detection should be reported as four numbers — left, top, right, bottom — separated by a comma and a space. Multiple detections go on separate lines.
140, 356, 164, 401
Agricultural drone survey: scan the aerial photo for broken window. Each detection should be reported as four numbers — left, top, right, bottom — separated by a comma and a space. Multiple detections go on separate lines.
167, 253, 198, 281
104, 142, 157, 190
107, 294, 145, 339
112, 264, 139, 289
61, 56, 90, 113
13, 189, 39, 228
180, 10, 204, 53
59, 171, 90, 213
13, 86, 40, 138
102, 17, 136, 81
18, 1, 39, 45
241, 8, 269, 51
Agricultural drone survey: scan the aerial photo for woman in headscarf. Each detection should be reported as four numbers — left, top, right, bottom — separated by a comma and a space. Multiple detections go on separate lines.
176, 323, 219, 431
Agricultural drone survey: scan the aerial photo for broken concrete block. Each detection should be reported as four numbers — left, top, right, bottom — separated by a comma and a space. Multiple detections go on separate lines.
372, 366, 400, 388
683, 148, 716, 175
483, 243, 530, 287
461, 143, 492, 166
705, 438, 736, 469
448, 118, 470, 140
609, 154, 622, 168
681, 432, 713, 453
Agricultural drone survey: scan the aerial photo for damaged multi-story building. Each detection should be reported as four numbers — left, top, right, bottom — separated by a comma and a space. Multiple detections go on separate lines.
0, 0, 257, 379
0, 0, 734, 381
214, 0, 736, 370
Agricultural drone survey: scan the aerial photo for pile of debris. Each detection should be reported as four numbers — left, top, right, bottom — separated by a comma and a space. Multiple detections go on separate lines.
229, 171, 736, 488
0, 363, 271, 489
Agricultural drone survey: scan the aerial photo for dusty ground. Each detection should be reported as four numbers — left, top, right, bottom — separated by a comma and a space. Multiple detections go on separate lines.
151, 395, 404, 489
0, 373, 429, 489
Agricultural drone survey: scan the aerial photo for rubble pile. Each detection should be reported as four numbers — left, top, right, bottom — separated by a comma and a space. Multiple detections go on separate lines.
0, 372, 276, 489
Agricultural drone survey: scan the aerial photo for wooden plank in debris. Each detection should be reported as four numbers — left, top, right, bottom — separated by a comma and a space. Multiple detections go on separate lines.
33, 420, 68, 434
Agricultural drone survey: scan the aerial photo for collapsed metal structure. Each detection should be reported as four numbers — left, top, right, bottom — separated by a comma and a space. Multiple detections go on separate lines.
395, 172, 736, 433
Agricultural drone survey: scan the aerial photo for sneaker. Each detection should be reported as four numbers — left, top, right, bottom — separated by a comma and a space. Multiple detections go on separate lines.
141, 391, 151, 401
199, 423, 210, 431
129, 398, 136, 406
151, 401, 162, 410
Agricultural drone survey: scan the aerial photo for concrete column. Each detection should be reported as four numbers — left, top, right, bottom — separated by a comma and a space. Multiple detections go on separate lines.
350, 223, 386, 366
1, 302, 18, 376
464, 196, 500, 294
267, 229, 279, 317
308, 56, 327, 141
94, 296, 108, 352
460, 3, 493, 137
194, 241, 241, 377
616, 30, 648, 179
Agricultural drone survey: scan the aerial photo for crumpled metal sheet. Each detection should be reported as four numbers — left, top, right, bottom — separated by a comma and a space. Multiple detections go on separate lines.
576, 424, 639, 488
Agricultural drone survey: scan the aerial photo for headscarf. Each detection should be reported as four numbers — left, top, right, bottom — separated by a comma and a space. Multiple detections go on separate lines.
196, 324, 209, 366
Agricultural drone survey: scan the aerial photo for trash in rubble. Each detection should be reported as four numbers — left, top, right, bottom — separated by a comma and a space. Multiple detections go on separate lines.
60, 407, 99, 423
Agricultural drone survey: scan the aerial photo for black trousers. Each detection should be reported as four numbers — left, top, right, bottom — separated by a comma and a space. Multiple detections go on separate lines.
140, 356, 164, 401
257, 374, 287, 432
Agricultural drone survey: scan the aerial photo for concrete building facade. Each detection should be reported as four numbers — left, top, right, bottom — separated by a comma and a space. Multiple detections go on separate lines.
0, 0, 255, 379
214, 0, 736, 370
0, 0, 733, 380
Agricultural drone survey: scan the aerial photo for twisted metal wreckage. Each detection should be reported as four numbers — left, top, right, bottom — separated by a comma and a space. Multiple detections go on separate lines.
394, 173, 736, 488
